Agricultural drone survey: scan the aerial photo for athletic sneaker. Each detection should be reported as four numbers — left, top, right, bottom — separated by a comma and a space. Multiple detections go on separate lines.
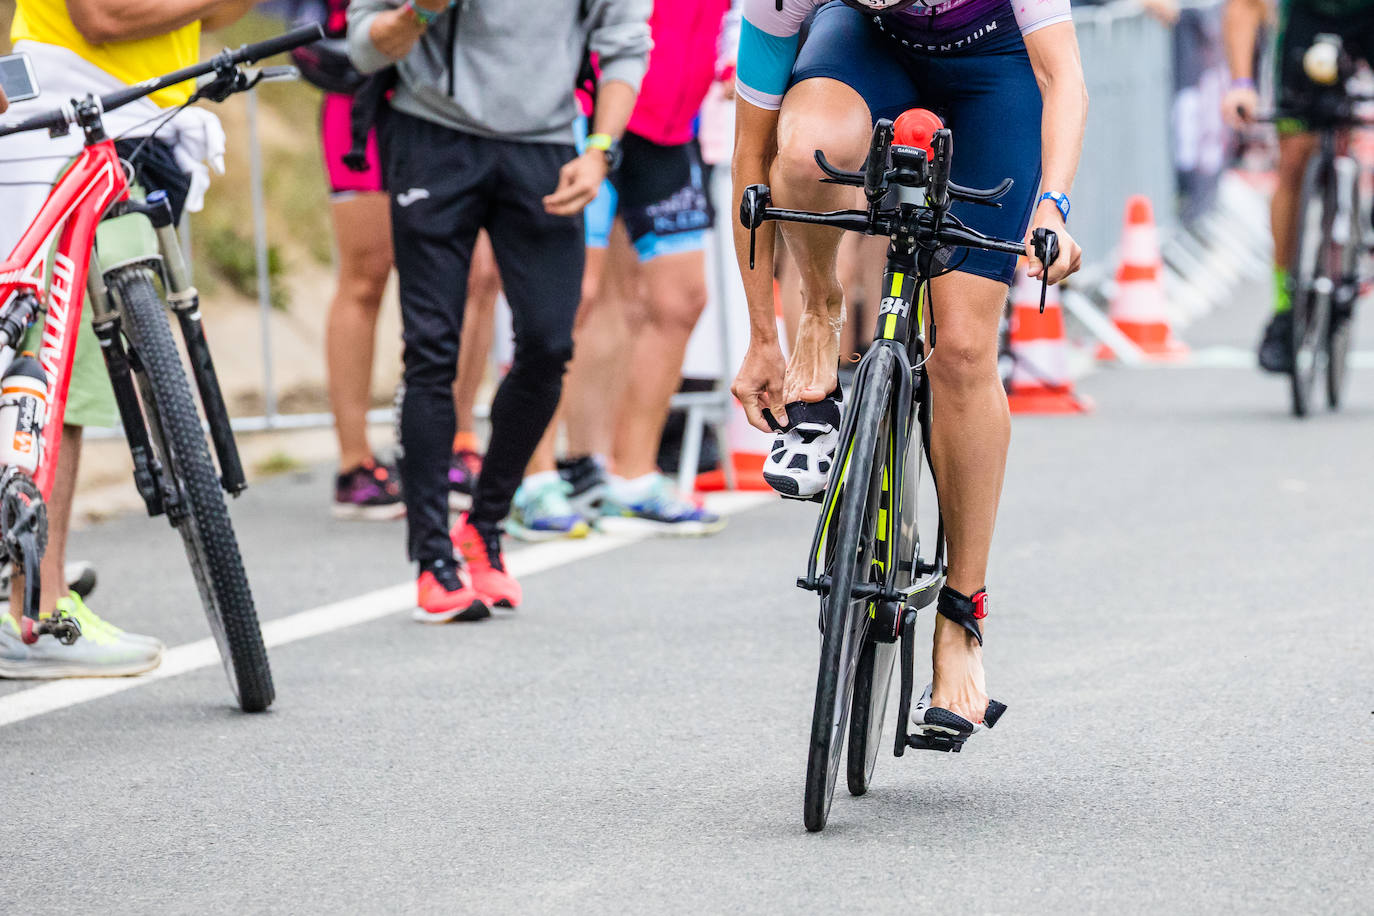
599, 474, 725, 537
333, 459, 405, 521
451, 514, 523, 609
0, 598, 163, 678
1258, 311, 1294, 374
448, 448, 483, 510
557, 455, 608, 519
508, 472, 590, 542
762, 394, 842, 499
0, 560, 97, 601
412, 558, 489, 623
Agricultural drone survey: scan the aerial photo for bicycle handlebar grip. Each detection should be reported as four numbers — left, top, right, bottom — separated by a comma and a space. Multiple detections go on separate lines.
233, 23, 324, 64
0, 107, 66, 138
864, 120, 894, 200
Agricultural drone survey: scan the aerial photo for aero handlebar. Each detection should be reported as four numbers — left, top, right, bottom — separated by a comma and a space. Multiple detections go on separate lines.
0, 24, 324, 139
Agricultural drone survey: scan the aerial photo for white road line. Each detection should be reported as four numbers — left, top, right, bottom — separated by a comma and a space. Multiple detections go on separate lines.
1139, 346, 1374, 370
0, 491, 772, 728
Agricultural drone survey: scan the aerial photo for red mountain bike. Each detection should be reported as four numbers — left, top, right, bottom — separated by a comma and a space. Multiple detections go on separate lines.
0, 25, 323, 711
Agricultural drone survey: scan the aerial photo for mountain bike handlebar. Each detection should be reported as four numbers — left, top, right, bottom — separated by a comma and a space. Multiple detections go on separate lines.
0, 24, 323, 139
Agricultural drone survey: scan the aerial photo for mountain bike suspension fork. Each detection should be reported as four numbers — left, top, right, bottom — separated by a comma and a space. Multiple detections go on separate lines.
89, 258, 167, 517
147, 193, 247, 496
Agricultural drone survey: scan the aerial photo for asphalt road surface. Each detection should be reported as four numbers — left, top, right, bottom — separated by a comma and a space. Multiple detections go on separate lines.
2, 301, 1372, 914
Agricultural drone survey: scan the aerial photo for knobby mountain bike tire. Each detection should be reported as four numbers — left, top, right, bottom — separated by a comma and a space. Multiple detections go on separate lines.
113, 268, 274, 712
1290, 157, 1335, 418
804, 345, 893, 832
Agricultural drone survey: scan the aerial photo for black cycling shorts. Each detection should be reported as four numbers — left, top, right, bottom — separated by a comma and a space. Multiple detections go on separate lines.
584, 131, 714, 260
1274, 2, 1374, 131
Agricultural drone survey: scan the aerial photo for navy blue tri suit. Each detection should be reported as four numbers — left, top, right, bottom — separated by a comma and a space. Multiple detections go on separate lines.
738, 0, 1074, 285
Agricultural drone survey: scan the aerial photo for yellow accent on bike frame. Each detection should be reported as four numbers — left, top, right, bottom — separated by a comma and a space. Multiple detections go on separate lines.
814, 438, 856, 569
890, 273, 904, 297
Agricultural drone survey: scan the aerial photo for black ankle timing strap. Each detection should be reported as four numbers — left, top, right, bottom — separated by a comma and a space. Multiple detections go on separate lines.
937, 586, 989, 646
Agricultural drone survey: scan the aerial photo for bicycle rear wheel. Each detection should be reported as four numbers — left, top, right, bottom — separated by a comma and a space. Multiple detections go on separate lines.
1291, 157, 1334, 418
803, 346, 893, 832
114, 269, 274, 712
847, 638, 897, 797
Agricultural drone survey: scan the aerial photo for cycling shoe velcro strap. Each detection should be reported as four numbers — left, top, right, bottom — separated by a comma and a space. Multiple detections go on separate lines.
763, 388, 843, 433
936, 585, 988, 646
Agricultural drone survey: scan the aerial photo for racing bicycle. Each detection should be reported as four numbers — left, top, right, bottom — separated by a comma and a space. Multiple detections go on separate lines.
1269, 51, 1372, 416
0, 25, 324, 711
741, 113, 1059, 832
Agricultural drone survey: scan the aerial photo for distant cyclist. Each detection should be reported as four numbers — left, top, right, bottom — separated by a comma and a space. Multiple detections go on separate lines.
731, 0, 1085, 739
1222, 0, 1373, 372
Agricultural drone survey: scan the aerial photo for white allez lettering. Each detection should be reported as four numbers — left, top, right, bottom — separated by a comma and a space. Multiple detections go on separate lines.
39, 252, 77, 380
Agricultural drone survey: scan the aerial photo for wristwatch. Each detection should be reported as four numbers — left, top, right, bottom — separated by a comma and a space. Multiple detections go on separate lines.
586, 132, 623, 172
1039, 191, 1070, 224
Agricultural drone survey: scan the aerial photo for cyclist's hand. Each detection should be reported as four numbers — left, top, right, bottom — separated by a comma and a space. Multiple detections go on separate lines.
543, 151, 608, 216
1222, 86, 1260, 129
733, 341, 788, 432
1025, 206, 1081, 285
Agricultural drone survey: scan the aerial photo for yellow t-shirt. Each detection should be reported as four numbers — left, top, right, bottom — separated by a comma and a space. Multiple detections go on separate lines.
11, 1, 199, 107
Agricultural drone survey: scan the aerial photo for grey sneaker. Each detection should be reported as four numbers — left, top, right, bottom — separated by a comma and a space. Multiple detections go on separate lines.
0, 560, 98, 601
0, 597, 163, 679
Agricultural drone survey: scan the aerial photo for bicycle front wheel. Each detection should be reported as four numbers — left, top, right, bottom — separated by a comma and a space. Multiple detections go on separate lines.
804, 346, 893, 832
1290, 157, 1334, 418
114, 269, 274, 712
1327, 176, 1362, 410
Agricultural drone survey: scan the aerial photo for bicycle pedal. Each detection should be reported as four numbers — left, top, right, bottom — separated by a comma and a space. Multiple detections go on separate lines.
906, 733, 965, 753
778, 492, 824, 504
36, 613, 82, 646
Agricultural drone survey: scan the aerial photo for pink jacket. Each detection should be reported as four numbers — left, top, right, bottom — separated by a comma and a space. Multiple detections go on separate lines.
626, 0, 732, 147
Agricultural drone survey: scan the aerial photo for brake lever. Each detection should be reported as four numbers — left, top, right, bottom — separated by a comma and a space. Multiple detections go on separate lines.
740, 184, 772, 270
1031, 228, 1060, 313
252, 65, 300, 87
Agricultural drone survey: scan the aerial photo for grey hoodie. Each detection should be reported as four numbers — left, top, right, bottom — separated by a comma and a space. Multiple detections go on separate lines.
348, 0, 652, 145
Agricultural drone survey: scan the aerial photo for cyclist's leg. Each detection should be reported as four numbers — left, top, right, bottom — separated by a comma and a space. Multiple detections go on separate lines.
920, 44, 1044, 724
773, 2, 920, 404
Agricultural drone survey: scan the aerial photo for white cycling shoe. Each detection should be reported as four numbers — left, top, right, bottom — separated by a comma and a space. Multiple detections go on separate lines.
762, 392, 842, 499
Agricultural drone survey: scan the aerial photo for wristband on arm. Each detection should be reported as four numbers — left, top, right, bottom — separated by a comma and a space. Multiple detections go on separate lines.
1038, 191, 1070, 224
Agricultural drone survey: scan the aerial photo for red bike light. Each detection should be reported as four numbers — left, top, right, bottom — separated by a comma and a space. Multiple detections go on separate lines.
893, 108, 943, 158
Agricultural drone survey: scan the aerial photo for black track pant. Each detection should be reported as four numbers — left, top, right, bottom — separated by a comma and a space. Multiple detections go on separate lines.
382, 110, 584, 564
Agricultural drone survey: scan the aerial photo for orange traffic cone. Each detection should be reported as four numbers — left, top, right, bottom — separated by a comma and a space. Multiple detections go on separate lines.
1006, 264, 1090, 414
1098, 195, 1187, 360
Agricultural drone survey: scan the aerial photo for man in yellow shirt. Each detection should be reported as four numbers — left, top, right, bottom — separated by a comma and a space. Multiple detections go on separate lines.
0, 0, 260, 679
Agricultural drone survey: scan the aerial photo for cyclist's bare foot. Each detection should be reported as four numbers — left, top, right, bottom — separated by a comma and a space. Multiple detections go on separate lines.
783, 295, 844, 404
930, 614, 989, 724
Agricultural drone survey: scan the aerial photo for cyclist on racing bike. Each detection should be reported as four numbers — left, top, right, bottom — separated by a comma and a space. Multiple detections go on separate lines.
1222, 0, 1373, 372
0, 0, 259, 679
731, 0, 1085, 738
